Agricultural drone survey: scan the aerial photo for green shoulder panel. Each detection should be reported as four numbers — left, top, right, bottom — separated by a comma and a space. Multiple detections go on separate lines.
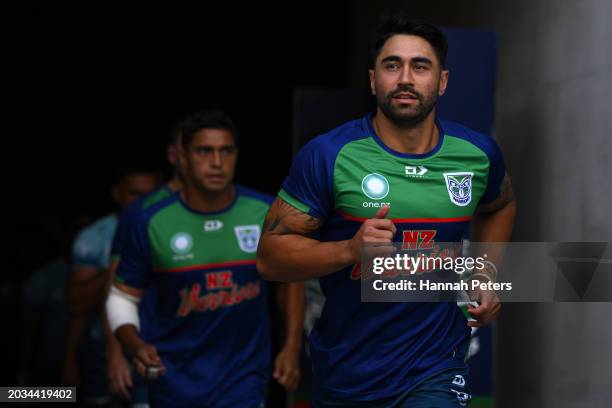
142, 187, 172, 210
278, 188, 311, 213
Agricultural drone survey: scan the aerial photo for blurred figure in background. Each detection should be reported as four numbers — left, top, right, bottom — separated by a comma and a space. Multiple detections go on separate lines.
63, 163, 159, 407
107, 110, 304, 407
103, 126, 185, 405
19, 212, 92, 386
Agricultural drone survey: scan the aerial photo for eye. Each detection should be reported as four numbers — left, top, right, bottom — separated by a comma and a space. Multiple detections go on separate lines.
195, 147, 213, 155
384, 62, 400, 71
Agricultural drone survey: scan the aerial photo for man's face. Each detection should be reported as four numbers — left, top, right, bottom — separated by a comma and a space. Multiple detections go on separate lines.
112, 173, 159, 210
369, 34, 448, 126
181, 128, 237, 193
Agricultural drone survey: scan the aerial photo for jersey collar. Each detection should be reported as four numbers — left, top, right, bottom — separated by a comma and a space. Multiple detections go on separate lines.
363, 111, 445, 159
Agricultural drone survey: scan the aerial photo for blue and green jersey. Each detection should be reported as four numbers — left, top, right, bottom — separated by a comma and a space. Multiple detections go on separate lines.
116, 186, 273, 407
111, 185, 174, 372
279, 113, 505, 402
111, 185, 174, 263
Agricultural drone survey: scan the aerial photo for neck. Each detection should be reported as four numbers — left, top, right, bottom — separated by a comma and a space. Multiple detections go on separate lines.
182, 183, 235, 213
373, 108, 438, 155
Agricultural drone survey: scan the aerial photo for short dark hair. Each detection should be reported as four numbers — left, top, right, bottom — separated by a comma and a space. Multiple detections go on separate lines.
110, 161, 160, 186
369, 12, 448, 68
178, 109, 238, 150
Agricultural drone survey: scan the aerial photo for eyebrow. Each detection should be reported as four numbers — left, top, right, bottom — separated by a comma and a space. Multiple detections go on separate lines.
194, 144, 236, 150
380, 55, 433, 65
411, 56, 433, 65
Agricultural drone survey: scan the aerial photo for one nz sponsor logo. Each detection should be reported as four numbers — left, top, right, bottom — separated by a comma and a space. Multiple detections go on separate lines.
170, 232, 195, 261
443, 172, 473, 207
361, 173, 391, 208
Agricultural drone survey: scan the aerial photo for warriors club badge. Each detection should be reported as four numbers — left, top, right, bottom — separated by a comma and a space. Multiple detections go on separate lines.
443, 172, 473, 206
234, 225, 261, 253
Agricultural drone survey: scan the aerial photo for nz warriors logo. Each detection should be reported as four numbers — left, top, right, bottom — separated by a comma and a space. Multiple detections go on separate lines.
234, 225, 261, 253
443, 172, 473, 206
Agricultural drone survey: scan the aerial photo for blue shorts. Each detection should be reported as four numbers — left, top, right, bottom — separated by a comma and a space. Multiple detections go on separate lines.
148, 378, 264, 408
313, 366, 472, 408
131, 369, 150, 405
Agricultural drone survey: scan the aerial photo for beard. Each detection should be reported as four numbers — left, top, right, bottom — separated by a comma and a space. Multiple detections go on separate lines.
376, 84, 438, 127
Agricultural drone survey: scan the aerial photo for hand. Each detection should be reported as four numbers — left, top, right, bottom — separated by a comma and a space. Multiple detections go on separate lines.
133, 343, 166, 381
107, 347, 133, 400
467, 281, 501, 327
347, 206, 396, 263
273, 345, 301, 391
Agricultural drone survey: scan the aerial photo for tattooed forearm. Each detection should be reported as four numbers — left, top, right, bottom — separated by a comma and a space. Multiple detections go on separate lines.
262, 198, 322, 237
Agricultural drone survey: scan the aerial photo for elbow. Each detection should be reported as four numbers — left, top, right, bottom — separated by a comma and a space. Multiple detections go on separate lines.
256, 245, 289, 282
506, 198, 517, 219
256, 255, 280, 282
509, 198, 517, 212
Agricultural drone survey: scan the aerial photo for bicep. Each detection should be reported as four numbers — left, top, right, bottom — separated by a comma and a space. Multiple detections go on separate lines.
262, 197, 323, 238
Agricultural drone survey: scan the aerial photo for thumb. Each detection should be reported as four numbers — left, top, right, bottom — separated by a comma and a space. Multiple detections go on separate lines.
374, 205, 389, 219
273, 358, 282, 379
148, 347, 162, 365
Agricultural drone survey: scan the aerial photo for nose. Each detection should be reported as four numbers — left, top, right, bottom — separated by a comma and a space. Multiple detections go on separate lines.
398, 65, 415, 86
211, 150, 223, 167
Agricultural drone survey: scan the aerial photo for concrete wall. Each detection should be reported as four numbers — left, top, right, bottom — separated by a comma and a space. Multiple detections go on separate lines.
349, 1, 612, 406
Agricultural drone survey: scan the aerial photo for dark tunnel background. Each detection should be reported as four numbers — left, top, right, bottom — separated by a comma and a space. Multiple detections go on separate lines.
7, 2, 353, 385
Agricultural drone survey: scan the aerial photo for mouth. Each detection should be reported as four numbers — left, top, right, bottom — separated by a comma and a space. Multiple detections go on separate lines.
392, 92, 419, 101
205, 174, 225, 182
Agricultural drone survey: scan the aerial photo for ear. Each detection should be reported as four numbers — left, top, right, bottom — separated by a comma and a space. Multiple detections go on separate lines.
438, 69, 449, 96
368, 69, 376, 95
167, 144, 177, 167
177, 143, 188, 168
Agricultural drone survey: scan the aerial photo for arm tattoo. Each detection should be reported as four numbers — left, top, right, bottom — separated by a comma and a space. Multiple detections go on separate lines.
262, 198, 322, 237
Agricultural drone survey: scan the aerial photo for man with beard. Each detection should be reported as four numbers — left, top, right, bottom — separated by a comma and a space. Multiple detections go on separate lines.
257, 13, 516, 407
